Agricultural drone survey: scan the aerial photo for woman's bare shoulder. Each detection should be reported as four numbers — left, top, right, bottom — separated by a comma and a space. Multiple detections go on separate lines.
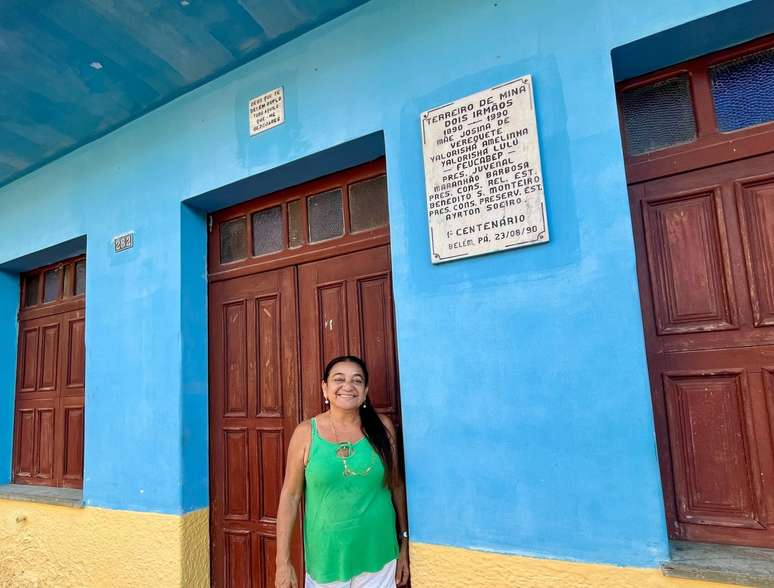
295, 419, 313, 432
289, 420, 313, 447
296, 419, 314, 434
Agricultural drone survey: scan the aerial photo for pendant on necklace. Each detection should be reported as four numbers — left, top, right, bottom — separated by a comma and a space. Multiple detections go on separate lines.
336, 442, 352, 459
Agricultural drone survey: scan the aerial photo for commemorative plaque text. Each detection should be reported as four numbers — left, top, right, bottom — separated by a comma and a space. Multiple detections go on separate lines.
421, 75, 549, 263
249, 87, 284, 136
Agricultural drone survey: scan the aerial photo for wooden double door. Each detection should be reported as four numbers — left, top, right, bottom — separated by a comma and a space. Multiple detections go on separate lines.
14, 308, 85, 488
13, 257, 86, 489
630, 152, 774, 547
209, 245, 400, 587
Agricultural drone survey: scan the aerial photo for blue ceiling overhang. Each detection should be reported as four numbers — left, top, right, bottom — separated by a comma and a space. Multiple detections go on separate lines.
0, 0, 369, 188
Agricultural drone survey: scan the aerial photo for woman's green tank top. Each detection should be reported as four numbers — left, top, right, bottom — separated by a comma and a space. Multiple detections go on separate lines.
304, 417, 398, 583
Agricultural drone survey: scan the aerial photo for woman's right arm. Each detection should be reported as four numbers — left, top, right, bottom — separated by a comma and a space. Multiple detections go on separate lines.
275, 421, 310, 588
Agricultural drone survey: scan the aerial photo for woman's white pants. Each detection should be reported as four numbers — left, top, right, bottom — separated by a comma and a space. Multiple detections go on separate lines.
304, 559, 396, 588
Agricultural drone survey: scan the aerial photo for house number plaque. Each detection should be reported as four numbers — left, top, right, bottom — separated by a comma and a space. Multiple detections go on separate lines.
113, 232, 134, 253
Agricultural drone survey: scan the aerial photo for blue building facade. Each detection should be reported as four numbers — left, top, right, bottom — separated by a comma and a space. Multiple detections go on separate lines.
0, 1, 770, 585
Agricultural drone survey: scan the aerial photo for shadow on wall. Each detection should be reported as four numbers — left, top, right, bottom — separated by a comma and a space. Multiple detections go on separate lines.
186, 131, 386, 213
0, 236, 87, 272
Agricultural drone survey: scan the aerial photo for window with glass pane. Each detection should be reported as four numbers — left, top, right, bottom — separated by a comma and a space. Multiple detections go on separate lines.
24, 275, 39, 307
349, 175, 389, 232
220, 217, 247, 263
619, 75, 697, 155
75, 261, 86, 296
43, 268, 62, 303
308, 189, 344, 243
711, 47, 774, 132
252, 206, 283, 256
287, 200, 304, 248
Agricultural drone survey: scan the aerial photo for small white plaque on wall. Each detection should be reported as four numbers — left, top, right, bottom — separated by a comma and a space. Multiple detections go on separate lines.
421, 75, 549, 263
249, 87, 284, 136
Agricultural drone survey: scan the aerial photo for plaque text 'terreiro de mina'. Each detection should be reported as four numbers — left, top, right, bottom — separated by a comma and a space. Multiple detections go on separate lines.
421, 75, 549, 263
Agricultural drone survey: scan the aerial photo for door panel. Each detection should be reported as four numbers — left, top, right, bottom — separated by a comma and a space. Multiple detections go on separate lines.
664, 370, 763, 528
209, 267, 302, 588
736, 178, 774, 327
210, 245, 402, 586
256, 295, 283, 417
13, 307, 85, 488
258, 429, 284, 522
357, 275, 398, 413
225, 530, 252, 586
631, 152, 774, 547
299, 245, 400, 423
35, 407, 55, 480
62, 402, 85, 482
19, 327, 39, 392
65, 317, 85, 388
14, 408, 35, 478
642, 190, 737, 334
38, 323, 60, 391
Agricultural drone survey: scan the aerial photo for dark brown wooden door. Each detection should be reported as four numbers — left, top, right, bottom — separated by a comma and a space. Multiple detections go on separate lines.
630, 151, 774, 547
299, 245, 400, 424
209, 267, 302, 587
13, 307, 85, 489
208, 160, 402, 586
209, 247, 401, 587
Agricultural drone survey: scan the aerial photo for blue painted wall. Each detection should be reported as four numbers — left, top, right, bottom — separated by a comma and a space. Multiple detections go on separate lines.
0, 272, 17, 484
180, 204, 209, 513
0, 0, 761, 567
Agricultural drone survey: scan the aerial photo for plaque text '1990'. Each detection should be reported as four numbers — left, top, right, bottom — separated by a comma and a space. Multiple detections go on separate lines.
421, 75, 549, 263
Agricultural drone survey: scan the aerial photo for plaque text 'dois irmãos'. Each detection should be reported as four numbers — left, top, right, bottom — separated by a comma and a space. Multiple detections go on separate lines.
421, 75, 549, 263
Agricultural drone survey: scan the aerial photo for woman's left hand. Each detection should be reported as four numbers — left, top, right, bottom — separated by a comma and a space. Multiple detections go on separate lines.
395, 542, 410, 586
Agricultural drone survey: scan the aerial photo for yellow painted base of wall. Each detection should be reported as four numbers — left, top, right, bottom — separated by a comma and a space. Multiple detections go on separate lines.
410, 542, 731, 588
0, 499, 209, 587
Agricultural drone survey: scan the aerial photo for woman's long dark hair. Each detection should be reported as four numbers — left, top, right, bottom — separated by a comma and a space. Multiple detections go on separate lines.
323, 355, 395, 488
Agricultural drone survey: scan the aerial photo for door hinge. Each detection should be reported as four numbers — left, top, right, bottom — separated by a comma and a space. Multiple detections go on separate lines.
208, 215, 213, 233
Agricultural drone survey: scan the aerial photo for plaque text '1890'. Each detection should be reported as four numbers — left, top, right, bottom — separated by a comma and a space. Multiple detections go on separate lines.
421, 75, 549, 263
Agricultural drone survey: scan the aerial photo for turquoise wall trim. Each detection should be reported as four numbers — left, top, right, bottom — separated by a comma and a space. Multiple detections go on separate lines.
0, 0, 761, 566
0, 271, 17, 484
612, 0, 774, 81
180, 205, 209, 513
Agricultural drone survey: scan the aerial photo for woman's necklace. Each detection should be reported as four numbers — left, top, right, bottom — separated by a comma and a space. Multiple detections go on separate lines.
329, 414, 376, 478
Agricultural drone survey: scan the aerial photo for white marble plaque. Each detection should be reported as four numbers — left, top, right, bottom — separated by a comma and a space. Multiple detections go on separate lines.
421, 75, 548, 263
249, 87, 284, 136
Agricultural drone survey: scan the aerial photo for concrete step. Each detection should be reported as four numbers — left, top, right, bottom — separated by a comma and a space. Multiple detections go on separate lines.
662, 540, 774, 587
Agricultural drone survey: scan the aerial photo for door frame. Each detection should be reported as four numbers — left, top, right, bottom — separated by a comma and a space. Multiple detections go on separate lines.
208, 158, 390, 284
617, 35, 774, 543
619, 33, 774, 184
13, 255, 86, 489
206, 158, 405, 585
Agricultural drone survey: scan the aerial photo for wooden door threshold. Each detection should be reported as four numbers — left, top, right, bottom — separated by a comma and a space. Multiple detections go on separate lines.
0, 483, 83, 508
663, 540, 774, 587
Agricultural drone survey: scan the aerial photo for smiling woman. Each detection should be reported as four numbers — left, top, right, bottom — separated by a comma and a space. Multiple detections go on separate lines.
275, 356, 410, 588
